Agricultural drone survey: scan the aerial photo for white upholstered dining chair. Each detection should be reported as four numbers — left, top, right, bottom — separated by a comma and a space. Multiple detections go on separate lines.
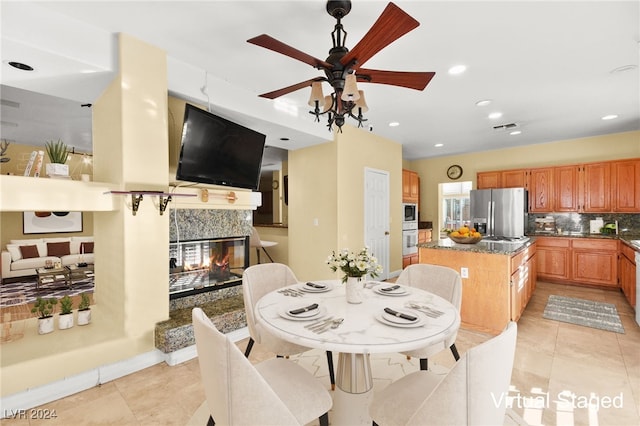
192, 307, 332, 426
396, 263, 462, 370
250, 226, 278, 263
370, 321, 518, 426
242, 263, 336, 389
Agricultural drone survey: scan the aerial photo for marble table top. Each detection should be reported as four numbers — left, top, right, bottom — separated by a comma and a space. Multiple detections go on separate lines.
255, 280, 460, 354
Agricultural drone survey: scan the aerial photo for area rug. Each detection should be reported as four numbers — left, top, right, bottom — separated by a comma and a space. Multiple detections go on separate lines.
543, 295, 624, 334
0, 278, 94, 307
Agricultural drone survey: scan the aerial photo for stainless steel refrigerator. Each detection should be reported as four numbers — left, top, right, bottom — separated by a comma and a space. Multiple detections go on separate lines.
470, 188, 528, 239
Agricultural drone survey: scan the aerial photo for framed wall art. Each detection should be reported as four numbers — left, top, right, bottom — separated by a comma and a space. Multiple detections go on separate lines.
23, 211, 83, 234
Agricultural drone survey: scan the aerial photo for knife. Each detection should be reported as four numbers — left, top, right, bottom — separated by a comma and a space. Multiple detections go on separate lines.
384, 307, 417, 322
305, 282, 327, 289
289, 303, 319, 315
380, 285, 400, 292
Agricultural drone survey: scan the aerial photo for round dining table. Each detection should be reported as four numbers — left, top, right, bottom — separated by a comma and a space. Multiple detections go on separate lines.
255, 279, 461, 426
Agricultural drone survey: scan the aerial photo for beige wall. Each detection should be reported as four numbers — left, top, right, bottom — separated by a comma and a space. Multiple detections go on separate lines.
1, 34, 170, 396
289, 125, 403, 281
408, 130, 640, 227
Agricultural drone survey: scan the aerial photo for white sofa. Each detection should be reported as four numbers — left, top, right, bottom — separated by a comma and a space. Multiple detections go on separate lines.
1, 236, 94, 281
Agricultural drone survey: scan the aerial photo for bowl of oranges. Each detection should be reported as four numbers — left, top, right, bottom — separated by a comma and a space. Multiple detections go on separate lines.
448, 226, 483, 244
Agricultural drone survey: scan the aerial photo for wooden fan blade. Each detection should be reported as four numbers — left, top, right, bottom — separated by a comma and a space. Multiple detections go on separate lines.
258, 78, 325, 99
341, 3, 420, 70
357, 69, 435, 91
248, 34, 332, 69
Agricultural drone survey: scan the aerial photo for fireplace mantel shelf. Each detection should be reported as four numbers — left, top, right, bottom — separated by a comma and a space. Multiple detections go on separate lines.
104, 190, 197, 216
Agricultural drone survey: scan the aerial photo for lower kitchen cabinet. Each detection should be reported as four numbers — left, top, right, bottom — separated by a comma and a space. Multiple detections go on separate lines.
510, 243, 537, 322
402, 254, 418, 268
619, 243, 637, 308
536, 236, 618, 287
571, 239, 618, 287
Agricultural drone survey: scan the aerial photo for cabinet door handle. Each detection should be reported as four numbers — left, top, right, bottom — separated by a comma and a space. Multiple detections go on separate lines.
385, 231, 390, 235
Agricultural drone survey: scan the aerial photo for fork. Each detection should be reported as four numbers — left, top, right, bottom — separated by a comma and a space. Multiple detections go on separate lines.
314, 318, 344, 334
406, 303, 443, 318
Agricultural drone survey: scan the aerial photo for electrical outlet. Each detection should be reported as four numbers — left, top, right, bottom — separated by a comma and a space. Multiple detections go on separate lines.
460, 267, 469, 279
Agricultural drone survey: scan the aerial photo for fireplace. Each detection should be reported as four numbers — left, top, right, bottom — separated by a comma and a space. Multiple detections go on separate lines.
169, 236, 249, 299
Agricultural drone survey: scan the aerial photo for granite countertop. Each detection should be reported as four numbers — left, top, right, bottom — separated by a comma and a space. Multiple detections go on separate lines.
254, 223, 288, 228
417, 238, 536, 255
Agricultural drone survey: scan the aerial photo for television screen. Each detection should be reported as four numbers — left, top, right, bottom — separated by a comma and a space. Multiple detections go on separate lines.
176, 104, 266, 191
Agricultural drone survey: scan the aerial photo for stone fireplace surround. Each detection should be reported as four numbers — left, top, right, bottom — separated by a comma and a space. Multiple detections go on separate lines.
156, 208, 252, 354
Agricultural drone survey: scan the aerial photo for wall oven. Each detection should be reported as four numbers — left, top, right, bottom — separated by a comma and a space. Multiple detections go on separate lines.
402, 229, 418, 256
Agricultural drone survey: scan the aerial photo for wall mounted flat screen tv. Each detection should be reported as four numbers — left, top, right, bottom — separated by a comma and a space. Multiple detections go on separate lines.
176, 104, 266, 191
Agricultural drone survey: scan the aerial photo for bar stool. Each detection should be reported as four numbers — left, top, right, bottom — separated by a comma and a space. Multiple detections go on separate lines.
250, 226, 278, 263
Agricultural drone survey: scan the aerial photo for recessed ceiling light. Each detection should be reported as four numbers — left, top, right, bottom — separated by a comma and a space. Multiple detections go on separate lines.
434, 143, 444, 148
488, 112, 503, 119
388, 122, 400, 127
8, 61, 34, 71
510, 130, 522, 135
475, 99, 491, 107
601, 114, 618, 120
448, 65, 467, 75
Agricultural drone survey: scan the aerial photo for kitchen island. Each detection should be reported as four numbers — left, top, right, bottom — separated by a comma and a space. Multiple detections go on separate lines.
418, 238, 537, 333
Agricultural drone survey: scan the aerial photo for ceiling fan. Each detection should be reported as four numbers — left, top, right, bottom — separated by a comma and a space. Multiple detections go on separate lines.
248, 0, 435, 131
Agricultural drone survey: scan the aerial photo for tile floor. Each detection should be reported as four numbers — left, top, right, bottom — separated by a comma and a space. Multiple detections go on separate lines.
3, 281, 639, 425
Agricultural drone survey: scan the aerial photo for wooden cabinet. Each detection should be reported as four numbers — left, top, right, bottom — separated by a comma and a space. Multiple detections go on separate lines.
477, 169, 527, 189
537, 237, 618, 287
501, 169, 528, 188
419, 242, 537, 333
537, 237, 570, 281
611, 159, 640, 212
571, 239, 618, 287
418, 229, 432, 244
477, 158, 639, 213
554, 165, 580, 212
619, 243, 637, 308
476, 171, 501, 189
528, 168, 553, 212
403, 254, 419, 268
510, 244, 537, 322
581, 162, 611, 212
402, 169, 419, 203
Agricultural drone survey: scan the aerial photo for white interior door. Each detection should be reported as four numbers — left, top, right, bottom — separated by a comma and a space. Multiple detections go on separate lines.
364, 168, 390, 281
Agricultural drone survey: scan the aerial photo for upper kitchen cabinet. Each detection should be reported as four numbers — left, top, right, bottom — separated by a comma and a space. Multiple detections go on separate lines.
611, 159, 640, 212
554, 165, 580, 212
478, 158, 639, 213
582, 162, 611, 213
477, 169, 527, 189
402, 169, 420, 203
528, 168, 554, 212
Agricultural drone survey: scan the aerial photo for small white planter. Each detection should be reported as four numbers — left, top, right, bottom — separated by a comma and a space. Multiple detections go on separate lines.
58, 313, 74, 330
46, 163, 69, 177
77, 309, 91, 326
37, 317, 55, 335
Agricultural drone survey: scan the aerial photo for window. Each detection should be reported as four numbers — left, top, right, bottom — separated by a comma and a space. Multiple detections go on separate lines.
440, 181, 472, 231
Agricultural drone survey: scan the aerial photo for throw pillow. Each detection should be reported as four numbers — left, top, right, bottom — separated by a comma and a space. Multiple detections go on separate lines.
47, 241, 71, 257
20, 245, 40, 259
6, 244, 22, 261
80, 242, 94, 254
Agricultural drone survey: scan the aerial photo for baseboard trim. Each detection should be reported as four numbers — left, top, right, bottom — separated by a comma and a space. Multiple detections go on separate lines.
0, 327, 250, 417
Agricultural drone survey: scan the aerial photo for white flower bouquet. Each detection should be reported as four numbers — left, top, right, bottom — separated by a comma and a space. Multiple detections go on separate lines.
326, 247, 383, 283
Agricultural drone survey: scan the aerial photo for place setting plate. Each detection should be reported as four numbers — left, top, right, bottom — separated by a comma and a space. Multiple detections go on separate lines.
372, 283, 410, 297
279, 301, 327, 321
298, 281, 333, 293
375, 307, 426, 328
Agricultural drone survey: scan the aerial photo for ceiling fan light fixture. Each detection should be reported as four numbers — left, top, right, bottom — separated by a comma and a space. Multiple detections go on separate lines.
323, 95, 333, 113
354, 90, 368, 113
341, 73, 360, 101
308, 81, 325, 107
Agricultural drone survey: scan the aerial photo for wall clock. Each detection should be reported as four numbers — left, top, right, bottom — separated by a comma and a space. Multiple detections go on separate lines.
447, 165, 463, 180
272, 180, 279, 190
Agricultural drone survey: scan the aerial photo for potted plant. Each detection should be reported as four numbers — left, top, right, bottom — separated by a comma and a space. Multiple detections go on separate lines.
44, 139, 70, 177
31, 297, 58, 334
77, 293, 92, 326
58, 295, 74, 330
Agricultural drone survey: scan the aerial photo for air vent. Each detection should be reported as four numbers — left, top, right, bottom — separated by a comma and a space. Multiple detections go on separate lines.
493, 123, 518, 131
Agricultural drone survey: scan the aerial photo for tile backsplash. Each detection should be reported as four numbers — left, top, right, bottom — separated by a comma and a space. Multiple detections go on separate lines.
527, 212, 640, 235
